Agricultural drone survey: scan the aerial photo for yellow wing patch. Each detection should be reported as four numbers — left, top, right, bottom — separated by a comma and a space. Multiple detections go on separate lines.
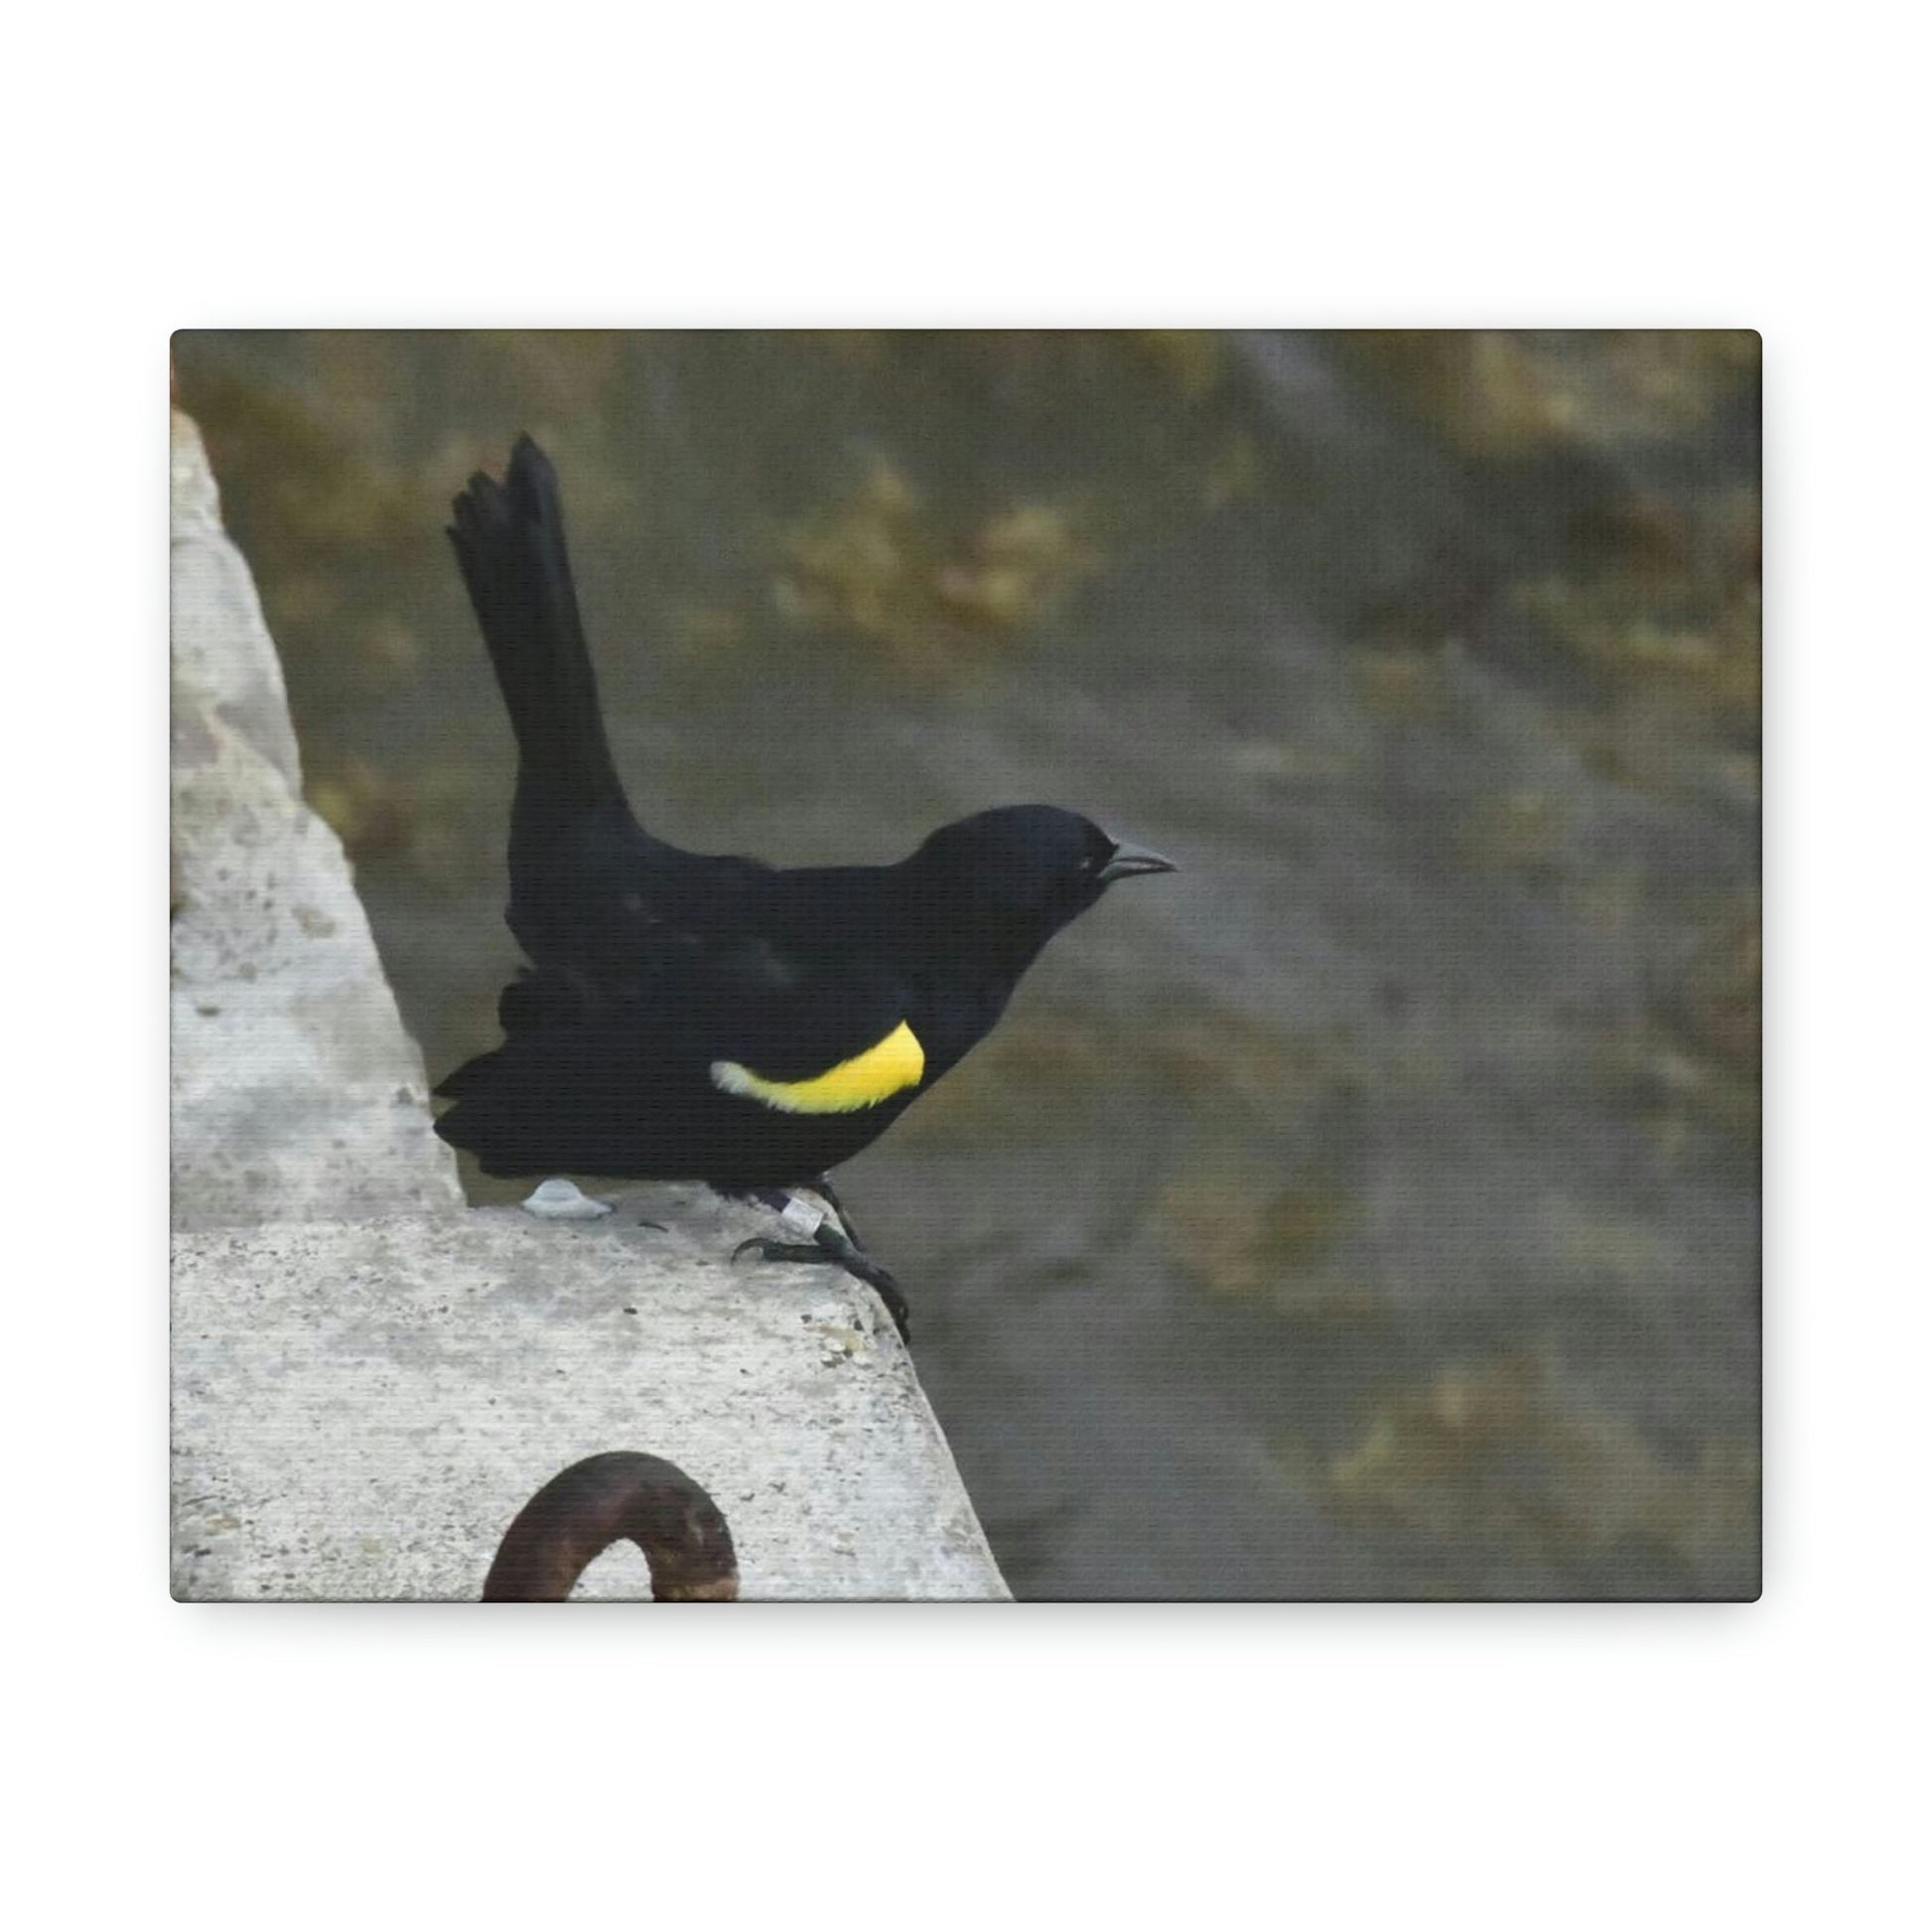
711, 1021, 925, 1115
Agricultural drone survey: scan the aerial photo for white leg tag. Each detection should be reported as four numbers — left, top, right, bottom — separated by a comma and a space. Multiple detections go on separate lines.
779, 1192, 827, 1239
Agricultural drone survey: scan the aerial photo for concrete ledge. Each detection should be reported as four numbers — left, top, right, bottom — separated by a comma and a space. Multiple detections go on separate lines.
172, 1197, 1009, 1599
170, 409, 464, 1229
170, 409, 303, 791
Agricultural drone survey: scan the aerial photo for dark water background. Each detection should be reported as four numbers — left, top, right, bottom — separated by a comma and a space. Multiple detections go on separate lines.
173, 330, 1760, 1598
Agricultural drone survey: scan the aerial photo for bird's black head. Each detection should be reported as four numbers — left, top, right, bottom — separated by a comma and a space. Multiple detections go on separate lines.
902, 804, 1175, 968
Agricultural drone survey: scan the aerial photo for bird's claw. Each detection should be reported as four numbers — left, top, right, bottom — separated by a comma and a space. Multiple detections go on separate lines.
828, 1244, 912, 1343
731, 1221, 912, 1344
731, 1237, 822, 1266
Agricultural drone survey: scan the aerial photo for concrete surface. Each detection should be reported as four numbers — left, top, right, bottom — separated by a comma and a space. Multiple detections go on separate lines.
169, 409, 303, 793
169, 409, 1008, 1599
170, 409, 465, 1228
173, 1197, 1008, 1600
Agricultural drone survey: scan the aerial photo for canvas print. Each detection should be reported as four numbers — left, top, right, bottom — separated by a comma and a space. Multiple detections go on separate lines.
169, 330, 1760, 1600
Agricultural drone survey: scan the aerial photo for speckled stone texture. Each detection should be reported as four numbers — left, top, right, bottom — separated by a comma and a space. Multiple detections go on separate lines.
170, 409, 464, 1228
172, 1198, 1008, 1600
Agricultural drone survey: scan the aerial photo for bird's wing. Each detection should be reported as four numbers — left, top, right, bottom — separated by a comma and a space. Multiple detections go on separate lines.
501, 795, 779, 991
693, 946, 926, 1114
483, 930, 927, 1116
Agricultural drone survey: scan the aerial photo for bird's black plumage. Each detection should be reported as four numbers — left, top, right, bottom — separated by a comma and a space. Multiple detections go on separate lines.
433, 435, 1174, 1191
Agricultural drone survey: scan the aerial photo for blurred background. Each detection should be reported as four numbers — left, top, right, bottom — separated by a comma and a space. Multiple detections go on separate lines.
172, 330, 1760, 1599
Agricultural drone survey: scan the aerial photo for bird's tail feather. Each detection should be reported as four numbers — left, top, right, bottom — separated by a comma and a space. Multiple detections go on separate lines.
448, 435, 625, 812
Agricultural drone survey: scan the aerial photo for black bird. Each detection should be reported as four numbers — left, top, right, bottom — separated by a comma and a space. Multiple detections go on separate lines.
433, 436, 1174, 1333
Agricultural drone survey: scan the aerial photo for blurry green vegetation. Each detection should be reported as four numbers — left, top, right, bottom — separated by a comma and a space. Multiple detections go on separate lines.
1337, 331, 1760, 1177
1332, 328, 1759, 457
753, 330, 1259, 679
1672, 888, 1762, 1075
771, 454, 1097, 677
1159, 1165, 1376, 1320
188, 370, 423, 566
1141, 1015, 1391, 1323
1314, 1349, 1758, 1592
186, 373, 429, 710
1334, 330, 1760, 812
1517, 485, 1760, 753
303, 754, 482, 894
1458, 786, 1571, 876
1591, 887, 1762, 1152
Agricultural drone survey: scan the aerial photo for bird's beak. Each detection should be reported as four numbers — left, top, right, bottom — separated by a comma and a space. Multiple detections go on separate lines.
1097, 841, 1177, 884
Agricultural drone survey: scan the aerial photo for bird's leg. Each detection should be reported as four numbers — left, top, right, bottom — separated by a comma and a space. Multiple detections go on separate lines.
724, 1183, 912, 1342
797, 1180, 912, 1340
810, 1176, 863, 1248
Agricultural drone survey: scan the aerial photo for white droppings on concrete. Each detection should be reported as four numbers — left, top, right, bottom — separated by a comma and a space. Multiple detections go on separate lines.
521, 1177, 615, 1219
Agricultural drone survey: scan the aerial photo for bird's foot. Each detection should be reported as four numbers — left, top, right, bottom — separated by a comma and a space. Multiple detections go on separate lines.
727, 1186, 912, 1342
